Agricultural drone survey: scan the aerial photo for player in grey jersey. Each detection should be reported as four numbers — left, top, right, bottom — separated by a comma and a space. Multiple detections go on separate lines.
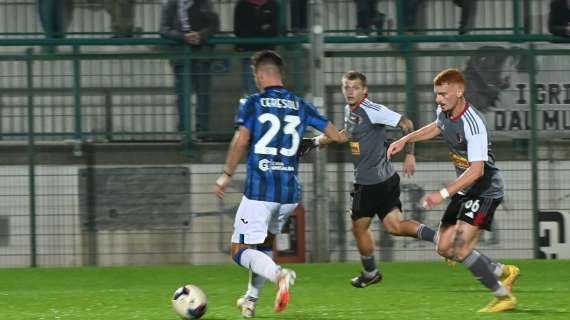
299, 71, 437, 288
387, 68, 520, 313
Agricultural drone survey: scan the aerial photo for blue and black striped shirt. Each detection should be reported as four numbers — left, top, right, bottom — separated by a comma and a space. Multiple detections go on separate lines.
235, 86, 328, 203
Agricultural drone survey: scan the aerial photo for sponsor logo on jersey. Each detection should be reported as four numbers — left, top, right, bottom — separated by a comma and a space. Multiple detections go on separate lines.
449, 152, 470, 170
350, 142, 361, 155
260, 98, 299, 110
258, 159, 295, 172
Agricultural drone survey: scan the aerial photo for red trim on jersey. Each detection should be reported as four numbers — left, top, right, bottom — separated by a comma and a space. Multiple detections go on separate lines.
450, 101, 469, 122
350, 93, 368, 111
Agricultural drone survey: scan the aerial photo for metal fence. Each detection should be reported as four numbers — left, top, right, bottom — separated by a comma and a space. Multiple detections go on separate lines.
0, 0, 569, 267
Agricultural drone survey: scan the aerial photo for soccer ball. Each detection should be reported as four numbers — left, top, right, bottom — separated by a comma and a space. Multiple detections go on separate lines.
172, 284, 208, 319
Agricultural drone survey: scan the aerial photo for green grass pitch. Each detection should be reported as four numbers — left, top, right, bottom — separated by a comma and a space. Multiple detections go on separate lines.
0, 260, 568, 319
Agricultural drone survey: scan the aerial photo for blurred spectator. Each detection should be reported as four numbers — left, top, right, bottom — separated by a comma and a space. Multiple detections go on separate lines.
453, 0, 477, 35
354, 0, 384, 36
37, 0, 74, 53
160, 0, 219, 134
548, 0, 570, 37
290, 0, 307, 34
234, 0, 279, 95
401, 0, 425, 34
100, 0, 136, 37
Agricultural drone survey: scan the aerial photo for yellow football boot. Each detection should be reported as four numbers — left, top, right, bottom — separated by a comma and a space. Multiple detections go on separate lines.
478, 294, 517, 313
500, 265, 520, 292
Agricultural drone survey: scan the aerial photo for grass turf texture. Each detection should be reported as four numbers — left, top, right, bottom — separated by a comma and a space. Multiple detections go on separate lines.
0, 260, 568, 319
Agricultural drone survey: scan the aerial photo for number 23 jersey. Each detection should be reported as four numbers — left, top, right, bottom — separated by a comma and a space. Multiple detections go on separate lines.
235, 86, 329, 204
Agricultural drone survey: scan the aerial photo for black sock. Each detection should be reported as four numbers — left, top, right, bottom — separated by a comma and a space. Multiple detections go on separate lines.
416, 224, 437, 243
361, 255, 377, 274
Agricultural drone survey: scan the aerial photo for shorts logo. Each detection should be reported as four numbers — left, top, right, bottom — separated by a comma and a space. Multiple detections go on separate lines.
240, 218, 249, 224
258, 159, 294, 172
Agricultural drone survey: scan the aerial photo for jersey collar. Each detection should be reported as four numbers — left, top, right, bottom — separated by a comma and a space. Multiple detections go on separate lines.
263, 85, 284, 92
449, 101, 470, 121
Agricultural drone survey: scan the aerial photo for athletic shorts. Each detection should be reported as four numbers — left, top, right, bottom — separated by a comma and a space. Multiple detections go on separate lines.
231, 195, 298, 245
441, 193, 502, 231
350, 173, 402, 221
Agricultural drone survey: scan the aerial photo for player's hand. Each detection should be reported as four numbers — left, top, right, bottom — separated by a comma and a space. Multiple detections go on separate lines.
402, 153, 416, 177
420, 192, 444, 210
387, 138, 406, 160
297, 137, 318, 157
213, 173, 231, 199
184, 32, 201, 45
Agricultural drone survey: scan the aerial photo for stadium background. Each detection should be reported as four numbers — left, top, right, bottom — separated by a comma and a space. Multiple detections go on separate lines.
0, 0, 568, 269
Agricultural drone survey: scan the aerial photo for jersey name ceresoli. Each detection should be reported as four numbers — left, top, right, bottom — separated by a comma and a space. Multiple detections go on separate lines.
344, 98, 401, 185
235, 86, 328, 204
436, 103, 504, 198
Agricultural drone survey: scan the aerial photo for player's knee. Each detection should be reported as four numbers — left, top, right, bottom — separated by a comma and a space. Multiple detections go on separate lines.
451, 248, 471, 262
436, 245, 453, 258
384, 224, 401, 236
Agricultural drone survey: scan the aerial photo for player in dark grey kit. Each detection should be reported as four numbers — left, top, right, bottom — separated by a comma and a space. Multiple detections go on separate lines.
299, 71, 437, 288
387, 68, 520, 313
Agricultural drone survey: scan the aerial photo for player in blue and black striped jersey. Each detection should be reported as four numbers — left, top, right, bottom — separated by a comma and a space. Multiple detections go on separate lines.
213, 50, 344, 317
388, 68, 520, 313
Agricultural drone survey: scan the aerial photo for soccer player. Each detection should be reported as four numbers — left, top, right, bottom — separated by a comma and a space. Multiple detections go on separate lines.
213, 50, 344, 318
298, 71, 437, 288
387, 68, 520, 313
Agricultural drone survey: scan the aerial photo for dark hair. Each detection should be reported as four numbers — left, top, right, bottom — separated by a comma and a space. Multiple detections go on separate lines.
433, 68, 466, 86
251, 50, 284, 74
342, 71, 367, 86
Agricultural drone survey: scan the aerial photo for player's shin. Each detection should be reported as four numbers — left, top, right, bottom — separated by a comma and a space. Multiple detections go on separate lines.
416, 223, 437, 243
245, 246, 272, 299
234, 248, 280, 283
462, 250, 509, 297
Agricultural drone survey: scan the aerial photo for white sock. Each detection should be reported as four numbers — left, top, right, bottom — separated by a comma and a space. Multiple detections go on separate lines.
493, 286, 509, 297
245, 248, 272, 299
493, 263, 504, 278
238, 248, 280, 283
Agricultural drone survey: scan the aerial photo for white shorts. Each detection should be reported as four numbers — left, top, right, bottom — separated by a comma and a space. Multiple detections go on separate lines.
231, 195, 298, 245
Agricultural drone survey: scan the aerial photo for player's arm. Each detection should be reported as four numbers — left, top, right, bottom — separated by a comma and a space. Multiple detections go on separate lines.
397, 115, 416, 177
422, 161, 484, 209
319, 123, 349, 145
445, 161, 484, 196
298, 122, 347, 156
213, 126, 250, 199
387, 121, 441, 160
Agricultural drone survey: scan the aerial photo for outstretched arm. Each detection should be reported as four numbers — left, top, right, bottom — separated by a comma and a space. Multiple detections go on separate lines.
298, 122, 348, 156
387, 121, 441, 160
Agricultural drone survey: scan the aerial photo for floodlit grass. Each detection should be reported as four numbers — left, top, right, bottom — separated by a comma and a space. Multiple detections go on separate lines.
0, 260, 568, 319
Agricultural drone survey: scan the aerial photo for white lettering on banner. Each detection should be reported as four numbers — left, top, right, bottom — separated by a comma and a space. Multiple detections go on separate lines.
258, 159, 294, 172
459, 51, 570, 138
260, 98, 299, 110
